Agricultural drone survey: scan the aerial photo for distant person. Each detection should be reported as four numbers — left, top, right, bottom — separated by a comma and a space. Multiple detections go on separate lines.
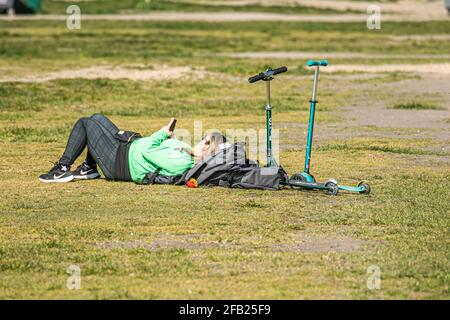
38, 114, 225, 183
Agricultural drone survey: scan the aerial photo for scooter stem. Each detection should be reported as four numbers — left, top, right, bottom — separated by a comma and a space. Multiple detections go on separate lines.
311, 66, 320, 102
247, 66, 288, 167
266, 80, 273, 166
304, 66, 320, 174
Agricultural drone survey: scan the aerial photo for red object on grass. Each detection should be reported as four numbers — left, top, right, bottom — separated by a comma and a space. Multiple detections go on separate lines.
186, 178, 198, 188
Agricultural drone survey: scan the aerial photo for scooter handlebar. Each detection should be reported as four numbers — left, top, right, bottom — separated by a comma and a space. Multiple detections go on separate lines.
248, 73, 266, 83
248, 66, 288, 83
272, 66, 288, 76
307, 60, 328, 67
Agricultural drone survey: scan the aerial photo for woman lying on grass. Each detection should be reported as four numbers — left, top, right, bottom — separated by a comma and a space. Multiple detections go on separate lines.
39, 113, 225, 183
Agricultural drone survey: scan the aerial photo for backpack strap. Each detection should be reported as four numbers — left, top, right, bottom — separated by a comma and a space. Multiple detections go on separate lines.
175, 171, 189, 185
226, 172, 235, 188
223, 169, 241, 188
142, 168, 160, 185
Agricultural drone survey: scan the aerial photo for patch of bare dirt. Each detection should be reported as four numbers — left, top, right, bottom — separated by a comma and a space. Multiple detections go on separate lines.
0, 65, 192, 83
96, 234, 238, 251
278, 73, 450, 153
272, 232, 378, 253
336, 73, 450, 137
96, 232, 379, 254
382, 153, 450, 167
324, 64, 450, 75
283, 0, 447, 18
0, 64, 240, 83
390, 34, 450, 42
1, 10, 447, 22
181, 0, 445, 14
337, 108, 450, 131
126, 0, 450, 20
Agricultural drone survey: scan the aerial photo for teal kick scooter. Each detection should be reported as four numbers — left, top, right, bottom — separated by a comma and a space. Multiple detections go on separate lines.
248, 60, 370, 195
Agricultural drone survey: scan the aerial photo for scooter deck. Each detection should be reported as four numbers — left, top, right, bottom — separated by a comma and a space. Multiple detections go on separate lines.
280, 179, 370, 195
281, 180, 327, 190
280, 179, 339, 195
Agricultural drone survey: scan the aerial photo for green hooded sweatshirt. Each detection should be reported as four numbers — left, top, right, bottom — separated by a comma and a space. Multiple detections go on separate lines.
128, 129, 194, 183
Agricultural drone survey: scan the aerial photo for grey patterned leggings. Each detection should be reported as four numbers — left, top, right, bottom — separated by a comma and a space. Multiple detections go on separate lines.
59, 114, 120, 179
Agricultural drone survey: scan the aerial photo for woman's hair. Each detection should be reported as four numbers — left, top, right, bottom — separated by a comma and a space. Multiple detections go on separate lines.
203, 131, 226, 158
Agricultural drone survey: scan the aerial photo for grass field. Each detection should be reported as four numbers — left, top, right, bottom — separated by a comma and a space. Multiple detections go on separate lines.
39, 0, 343, 14
0, 5, 449, 299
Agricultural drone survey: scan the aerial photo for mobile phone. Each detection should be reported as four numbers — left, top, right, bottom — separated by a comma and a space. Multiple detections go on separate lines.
168, 118, 177, 132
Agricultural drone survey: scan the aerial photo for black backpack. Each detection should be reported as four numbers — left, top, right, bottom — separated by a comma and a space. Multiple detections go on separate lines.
175, 142, 286, 190
141, 142, 286, 190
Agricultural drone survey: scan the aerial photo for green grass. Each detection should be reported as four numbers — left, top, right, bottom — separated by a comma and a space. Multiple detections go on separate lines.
0, 78, 328, 117
0, 125, 72, 143
0, 145, 448, 299
317, 138, 449, 156
0, 17, 449, 300
38, 0, 346, 15
353, 73, 422, 85
1, 21, 450, 68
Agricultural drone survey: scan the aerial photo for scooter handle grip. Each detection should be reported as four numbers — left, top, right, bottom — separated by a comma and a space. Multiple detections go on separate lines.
248, 73, 266, 83
272, 66, 288, 76
248, 66, 288, 83
307, 60, 328, 67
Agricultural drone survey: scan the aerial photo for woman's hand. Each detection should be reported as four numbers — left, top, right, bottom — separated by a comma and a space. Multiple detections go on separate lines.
162, 118, 176, 137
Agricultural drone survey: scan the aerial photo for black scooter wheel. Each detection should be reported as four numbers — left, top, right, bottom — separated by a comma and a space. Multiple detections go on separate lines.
358, 181, 371, 194
290, 173, 305, 182
289, 173, 316, 183
325, 181, 339, 196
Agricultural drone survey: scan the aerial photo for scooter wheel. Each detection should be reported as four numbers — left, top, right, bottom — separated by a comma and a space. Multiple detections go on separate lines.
325, 181, 339, 196
358, 181, 371, 194
290, 173, 306, 182
290, 173, 316, 183
325, 178, 338, 185
289, 174, 301, 181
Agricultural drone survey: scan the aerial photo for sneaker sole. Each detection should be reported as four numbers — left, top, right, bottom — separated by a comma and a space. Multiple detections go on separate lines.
39, 175, 75, 183
73, 172, 101, 180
